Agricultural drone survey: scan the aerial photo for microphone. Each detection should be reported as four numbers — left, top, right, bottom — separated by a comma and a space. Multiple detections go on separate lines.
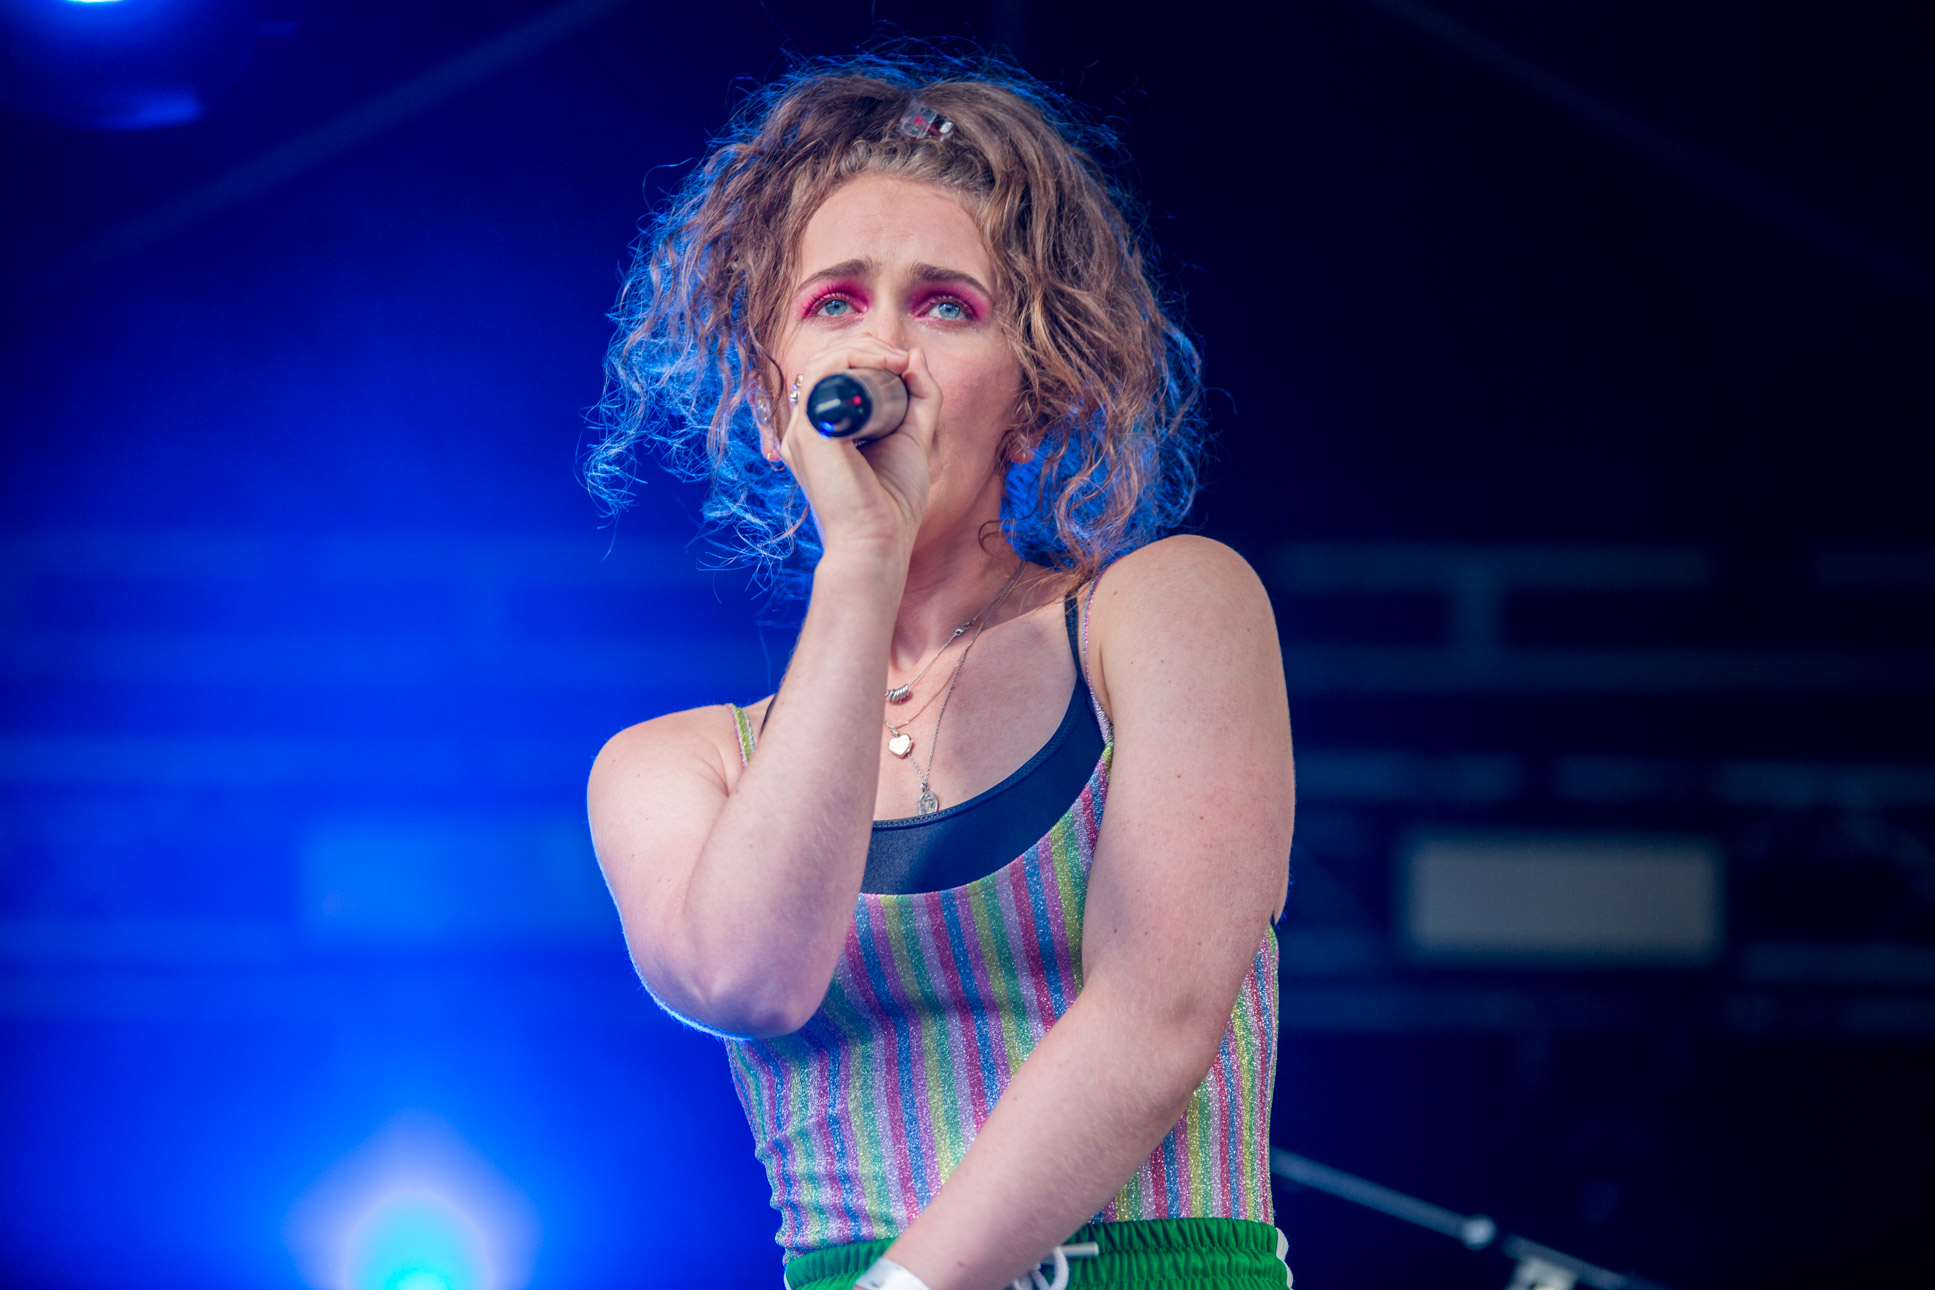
806, 369, 908, 445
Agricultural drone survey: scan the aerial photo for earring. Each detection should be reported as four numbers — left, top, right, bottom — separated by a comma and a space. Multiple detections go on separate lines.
788, 374, 803, 407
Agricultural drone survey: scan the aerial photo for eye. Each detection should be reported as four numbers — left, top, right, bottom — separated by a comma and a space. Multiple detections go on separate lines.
811, 294, 858, 318
922, 296, 973, 321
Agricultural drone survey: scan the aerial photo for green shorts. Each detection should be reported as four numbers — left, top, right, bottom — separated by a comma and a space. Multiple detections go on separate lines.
782, 1217, 1292, 1289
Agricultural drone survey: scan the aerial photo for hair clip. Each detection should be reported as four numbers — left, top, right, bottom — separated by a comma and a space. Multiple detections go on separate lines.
898, 104, 954, 141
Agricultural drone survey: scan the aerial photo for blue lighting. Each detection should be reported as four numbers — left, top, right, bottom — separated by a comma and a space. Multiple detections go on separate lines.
388, 1271, 454, 1290
3, 0, 256, 129
285, 1113, 539, 1290
347, 1192, 485, 1290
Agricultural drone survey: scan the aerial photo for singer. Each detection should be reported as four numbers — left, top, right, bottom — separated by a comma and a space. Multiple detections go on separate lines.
584, 52, 1294, 1290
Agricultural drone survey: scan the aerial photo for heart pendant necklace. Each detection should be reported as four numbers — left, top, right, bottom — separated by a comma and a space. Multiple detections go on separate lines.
882, 684, 944, 761
897, 565, 1022, 814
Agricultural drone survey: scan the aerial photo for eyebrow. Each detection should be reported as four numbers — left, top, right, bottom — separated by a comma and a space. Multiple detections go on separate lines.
796, 258, 993, 300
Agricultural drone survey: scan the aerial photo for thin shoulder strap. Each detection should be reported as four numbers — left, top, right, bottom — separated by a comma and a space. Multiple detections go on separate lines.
1080, 567, 1115, 744
728, 703, 756, 768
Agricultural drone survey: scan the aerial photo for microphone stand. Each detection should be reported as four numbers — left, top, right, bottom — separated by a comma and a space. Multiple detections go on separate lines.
1270, 1149, 1682, 1290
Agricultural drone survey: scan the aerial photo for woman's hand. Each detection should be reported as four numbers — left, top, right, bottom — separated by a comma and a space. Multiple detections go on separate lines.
775, 336, 942, 562
590, 342, 940, 1038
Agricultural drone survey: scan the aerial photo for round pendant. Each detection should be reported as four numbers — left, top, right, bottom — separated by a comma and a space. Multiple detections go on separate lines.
888, 732, 914, 758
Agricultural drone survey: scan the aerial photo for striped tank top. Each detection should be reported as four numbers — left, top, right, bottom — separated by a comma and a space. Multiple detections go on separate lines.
722, 596, 1280, 1258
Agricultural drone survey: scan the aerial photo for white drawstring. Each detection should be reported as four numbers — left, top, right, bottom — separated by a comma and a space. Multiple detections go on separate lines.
1009, 1240, 1100, 1290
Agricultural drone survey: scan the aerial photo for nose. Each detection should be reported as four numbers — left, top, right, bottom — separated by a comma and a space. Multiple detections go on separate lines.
858, 300, 913, 351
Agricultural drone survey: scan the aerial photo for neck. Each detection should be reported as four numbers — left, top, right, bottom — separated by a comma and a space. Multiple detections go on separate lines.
890, 533, 1021, 672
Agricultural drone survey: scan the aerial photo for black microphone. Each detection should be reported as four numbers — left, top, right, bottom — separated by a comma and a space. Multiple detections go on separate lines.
806, 369, 908, 445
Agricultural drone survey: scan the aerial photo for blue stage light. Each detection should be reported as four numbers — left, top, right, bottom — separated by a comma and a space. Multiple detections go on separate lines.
0, 0, 260, 129
346, 1191, 485, 1290
285, 1112, 539, 1290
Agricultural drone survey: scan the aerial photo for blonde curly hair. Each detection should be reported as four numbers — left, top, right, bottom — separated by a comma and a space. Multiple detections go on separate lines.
586, 51, 1205, 599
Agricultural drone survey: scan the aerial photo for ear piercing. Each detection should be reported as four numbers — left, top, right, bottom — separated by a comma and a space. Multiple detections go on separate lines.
763, 377, 802, 469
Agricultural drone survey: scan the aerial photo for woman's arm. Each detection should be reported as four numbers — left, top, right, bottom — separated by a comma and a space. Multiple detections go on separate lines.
589, 340, 946, 1039
588, 546, 905, 1037
877, 535, 1294, 1290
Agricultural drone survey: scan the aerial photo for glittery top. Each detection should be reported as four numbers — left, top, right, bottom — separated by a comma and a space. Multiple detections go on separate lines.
719, 590, 1280, 1258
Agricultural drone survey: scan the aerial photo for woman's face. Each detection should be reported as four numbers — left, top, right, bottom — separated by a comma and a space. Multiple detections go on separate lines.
770, 173, 1023, 541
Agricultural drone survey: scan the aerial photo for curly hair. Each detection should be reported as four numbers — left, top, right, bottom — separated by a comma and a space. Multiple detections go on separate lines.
585, 50, 1206, 599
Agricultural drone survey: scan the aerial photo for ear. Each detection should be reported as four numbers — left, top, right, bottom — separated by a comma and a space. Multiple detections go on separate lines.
1003, 386, 1045, 466
749, 362, 786, 460
747, 393, 774, 455
1001, 425, 1039, 466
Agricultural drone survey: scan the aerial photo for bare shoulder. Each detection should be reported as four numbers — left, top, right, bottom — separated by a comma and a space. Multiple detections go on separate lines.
587, 703, 744, 810
1084, 536, 1279, 721
1087, 535, 1274, 653
1094, 534, 1266, 608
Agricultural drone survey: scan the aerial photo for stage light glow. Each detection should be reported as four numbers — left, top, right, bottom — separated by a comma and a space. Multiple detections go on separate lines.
285, 1112, 539, 1290
345, 1190, 485, 1290
390, 1273, 453, 1290
1, 0, 257, 129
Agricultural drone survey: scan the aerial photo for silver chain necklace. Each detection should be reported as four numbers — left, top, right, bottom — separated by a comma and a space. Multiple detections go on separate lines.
884, 569, 1021, 704
882, 566, 1021, 758
889, 569, 1021, 815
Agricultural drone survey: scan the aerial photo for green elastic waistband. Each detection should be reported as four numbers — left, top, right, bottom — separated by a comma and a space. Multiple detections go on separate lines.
783, 1217, 1290, 1290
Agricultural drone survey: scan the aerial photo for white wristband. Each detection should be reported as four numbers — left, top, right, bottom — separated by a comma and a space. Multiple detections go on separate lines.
853, 1257, 933, 1290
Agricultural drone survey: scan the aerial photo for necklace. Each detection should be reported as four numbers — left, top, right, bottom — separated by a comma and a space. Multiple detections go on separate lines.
898, 569, 1021, 815
881, 681, 944, 757
884, 569, 1020, 704
882, 566, 1022, 758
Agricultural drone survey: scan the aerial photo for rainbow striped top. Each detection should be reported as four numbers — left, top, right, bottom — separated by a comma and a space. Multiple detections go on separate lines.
721, 683, 1279, 1258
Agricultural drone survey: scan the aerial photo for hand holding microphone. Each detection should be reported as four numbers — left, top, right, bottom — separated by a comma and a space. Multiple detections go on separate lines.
805, 368, 908, 445
776, 343, 935, 561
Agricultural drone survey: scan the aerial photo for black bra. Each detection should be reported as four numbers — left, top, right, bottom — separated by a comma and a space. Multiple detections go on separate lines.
861, 594, 1107, 894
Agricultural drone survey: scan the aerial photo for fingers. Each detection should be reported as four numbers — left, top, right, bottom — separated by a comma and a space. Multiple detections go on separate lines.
878, 344, 940, 454
897, 345, 938, 402
770, 335, 939, 557
779, 339, 934, 452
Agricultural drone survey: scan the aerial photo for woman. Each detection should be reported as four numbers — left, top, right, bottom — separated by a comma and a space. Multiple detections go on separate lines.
585, 54, 1295, 1290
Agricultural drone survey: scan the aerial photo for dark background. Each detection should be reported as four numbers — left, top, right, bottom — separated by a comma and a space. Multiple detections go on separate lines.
1, 1, 1930, 1288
